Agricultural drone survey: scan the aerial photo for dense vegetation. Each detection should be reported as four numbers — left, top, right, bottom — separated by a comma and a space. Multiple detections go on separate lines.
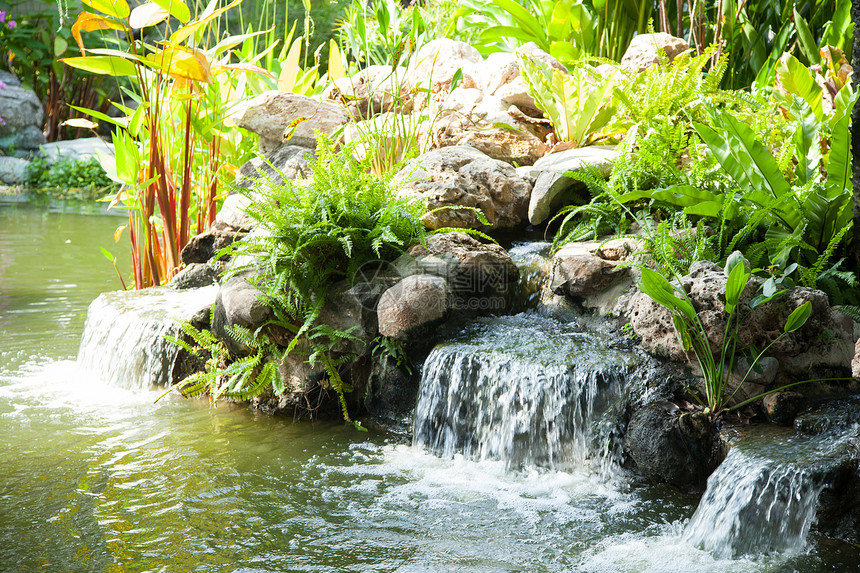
5, 0, 855, 413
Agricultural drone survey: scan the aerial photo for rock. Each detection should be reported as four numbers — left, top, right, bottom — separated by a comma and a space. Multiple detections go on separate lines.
550, 242, 628, 297
38, 137, 113, 163
228, 91, 349, 152
596, 237, 642, 261
0, 156, 29, 184
428, 87, 550, 165
180, 222, 247, 265
0, 79, 45, 152
364, 353, 419, 424
408, 38, 482, 94
478, 44, 567, 117
215, 194, 255, 231
234, 145, 314, 190
795, 396, 860, 435
626, 401, 723, 491
525, 146, 616, 224
322, 65, 411, 118
377, 274, 449, 339
0, 70, 21, 87
397, 146, 532, 231
625, 261, 855, 374
169, 263, 219, 290
406, 232, 519, 311
316, 279, 391, 355
277, 349, 326, 394
621, 33, 691, 73
762, 391, 806, 426
853, 338, 860, 379
210, 276, 272, 355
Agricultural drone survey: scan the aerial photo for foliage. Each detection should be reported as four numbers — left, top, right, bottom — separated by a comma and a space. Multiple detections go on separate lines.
337, 0, 426, 69
518, 52, 619, 147
639, 252, 812, 418
26, 155, 117, 196
63, 0, 258, 289
0, 0, 116, 141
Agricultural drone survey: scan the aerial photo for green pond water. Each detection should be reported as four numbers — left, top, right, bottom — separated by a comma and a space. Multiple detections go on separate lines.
1, 204, 859, 572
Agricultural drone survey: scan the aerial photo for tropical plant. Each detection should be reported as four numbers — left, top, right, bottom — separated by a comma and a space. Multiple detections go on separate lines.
337, 0, 426, 68
518, 51, 620, 148
639, 252, 812, 418
63, 0, 258, 288
26, 155, 116, 194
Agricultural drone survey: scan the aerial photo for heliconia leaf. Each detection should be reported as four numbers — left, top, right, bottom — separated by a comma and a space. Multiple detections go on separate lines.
62, 55, 138, 77
70, 12, 126, 54
129, 3, 169, 29
82, 0, 130, 19
62, 118, 99, 129
210, 28, 272, 58
776, 53, 823, 119
169, 0, 242, 46
146, 46, 212, 83
113, 226, 127, 243
212, 62, 273, 78
328, 40, 346, 82
278, 37, 303, 92
784, 301, 812, 333
151, 0, 191, 23
283, 116, 310, 142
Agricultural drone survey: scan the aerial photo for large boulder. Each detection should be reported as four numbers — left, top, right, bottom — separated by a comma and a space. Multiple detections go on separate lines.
228, 91, 349, 152
397, 146, 532, 231
524, 146, 617, 225
408, 38, 482, 94
0, 72, 45, 153
625, 261, 856, 374
323, 65, 411, 119
39, 138, 113, 163
377, 274, 450, 340
0, 156, 29, 184
477, 43, 567, 117
210, 275, 272, 355
626, 401, 723, 491
234, 145, 314, 190
428, 87, 549, 165
621, 33, 691, 73
550, 241, 629, 297
180, 195, 254, 265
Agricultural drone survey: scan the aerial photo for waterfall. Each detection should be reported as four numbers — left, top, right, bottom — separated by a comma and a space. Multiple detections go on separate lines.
413, 314, 640, 472
77, 286, 218, 390
684, 429, 833, 559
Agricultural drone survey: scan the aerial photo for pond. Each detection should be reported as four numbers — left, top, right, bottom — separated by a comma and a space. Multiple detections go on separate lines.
1, 204, 858, 572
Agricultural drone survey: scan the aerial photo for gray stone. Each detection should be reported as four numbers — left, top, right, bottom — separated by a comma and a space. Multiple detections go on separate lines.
377, 274, 449, 339
39, 137, 113, 163
626, 401, 723, 491
234, 145, 314, 190
365, 353, 419, 424
0, 156, 29, 184
228, 91, 349, 152
408, 38, 483, 94
621, 33, 691, 73
0, 71, 21, 88
169, 263, 219, 290
322, 64, 411, 118
180, 222, 247, 265
478, 43, 566, 117
397, 146, 532, 231
210, 276, 272, 355
762, 391, 806, 426
316, 279, 391, 355
550, 242, 628, 298
526, 146, 617, 225
215, 194, 255, 231
853, 338, 860, 380
0, 81, 45, 152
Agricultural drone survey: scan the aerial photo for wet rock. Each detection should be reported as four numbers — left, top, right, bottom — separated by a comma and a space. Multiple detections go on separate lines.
364, 353, 419, 425
234, 145, 314, 190
316, 279, 392, 355
38, 138, 113, 163
795, 395, 860, 435
215, 194, 255, 232
550, 242, 628, 297
277, 348, 326, 394
323, 65, 411, 118
596, 237, 643, 261
621, 33, 691, 73
210, 276, 272, 355
524, 146, 616, 225
180, 222, 246, 265
626, 401, 722, 491
397, 146, 531, 231
0, 75, 45, 153
228, 91, 349, 152
852, 338, 860, 379
406, 232, 520, 298
377, 274, 449, 340
762, 390, 806, 426
170, 263, 219, 290
0, 156, 29, 184
408, 38, 482, 94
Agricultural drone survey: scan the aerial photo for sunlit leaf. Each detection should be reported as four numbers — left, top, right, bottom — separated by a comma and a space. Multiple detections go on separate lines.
146, 46, 212, 83
62, 118, 99, 129
784, 301, 812, 333
328, 39, 345, 82
169, 0, 242, 46
62, 55, 138, 77
129, 3, 169, 29
82, 0, 130, 19
70, 12, 126, 54
152, 0, 191, 23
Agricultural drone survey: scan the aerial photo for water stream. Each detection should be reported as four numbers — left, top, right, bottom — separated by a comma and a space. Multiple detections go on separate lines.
2, 205, 859, 571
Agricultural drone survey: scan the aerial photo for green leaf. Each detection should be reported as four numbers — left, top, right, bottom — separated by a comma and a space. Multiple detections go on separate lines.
672, 314, 692, 351
82, 0, 130, 19
792, 5, 820, 66
784, 301, 812, 333
639, 267, 696, 322
62, 55, 138, 77
776, 54, 823, 119
724, 258, 749, 313
152, 0, 191, 23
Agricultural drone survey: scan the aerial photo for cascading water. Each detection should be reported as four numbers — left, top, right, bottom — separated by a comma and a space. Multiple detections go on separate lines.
683, 426, 846, 558
76, 285, 217, 389
413, 313, 642, 472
